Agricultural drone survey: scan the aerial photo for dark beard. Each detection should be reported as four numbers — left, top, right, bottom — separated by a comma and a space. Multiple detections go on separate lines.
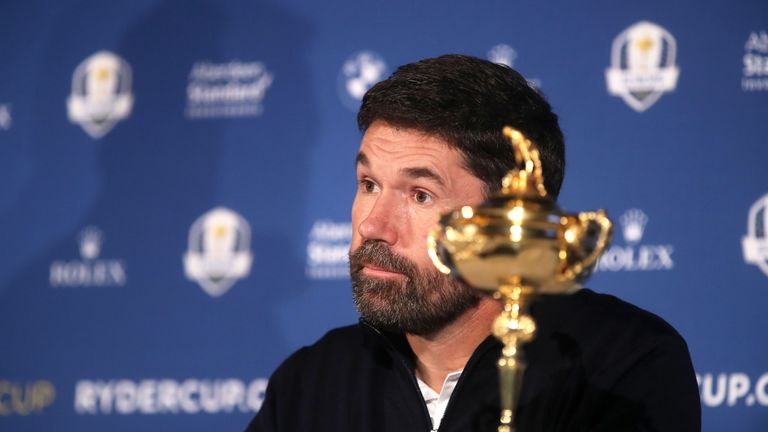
349, 240, 481, 336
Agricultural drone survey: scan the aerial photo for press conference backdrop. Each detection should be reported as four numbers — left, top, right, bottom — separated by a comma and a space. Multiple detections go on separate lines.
1, 0, 767, 430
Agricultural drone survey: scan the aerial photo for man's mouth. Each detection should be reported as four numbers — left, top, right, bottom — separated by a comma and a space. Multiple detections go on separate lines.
361, 264, 406, 280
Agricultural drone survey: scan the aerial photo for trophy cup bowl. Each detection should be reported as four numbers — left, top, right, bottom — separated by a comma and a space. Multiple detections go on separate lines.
427, 127, 613, 432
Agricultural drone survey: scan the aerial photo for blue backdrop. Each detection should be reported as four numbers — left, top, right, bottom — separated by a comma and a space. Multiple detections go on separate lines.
1, 0, 767, 431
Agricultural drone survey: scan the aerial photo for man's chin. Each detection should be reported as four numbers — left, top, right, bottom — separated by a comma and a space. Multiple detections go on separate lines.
351, 272, 406, 299
352, 284, 481, 336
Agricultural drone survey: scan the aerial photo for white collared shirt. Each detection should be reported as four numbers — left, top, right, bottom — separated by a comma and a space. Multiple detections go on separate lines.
416, 370, 463, 431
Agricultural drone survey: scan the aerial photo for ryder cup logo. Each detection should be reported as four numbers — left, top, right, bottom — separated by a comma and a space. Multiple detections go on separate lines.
697, 371, 768, 408
67, 51, 133, 138
742, 194, 768, 277
0, 380, 56, 415
183, 207, 253, 297
338, 51, 387, 110
595, 208, 674, 272
74, 377, 268, 414
606, 21, 680, 112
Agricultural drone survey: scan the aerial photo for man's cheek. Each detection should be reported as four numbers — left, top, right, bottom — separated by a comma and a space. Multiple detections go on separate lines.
349, 230, 363, 252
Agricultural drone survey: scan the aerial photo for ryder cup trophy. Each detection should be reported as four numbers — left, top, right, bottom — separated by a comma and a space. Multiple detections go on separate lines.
427, 127, 613, 432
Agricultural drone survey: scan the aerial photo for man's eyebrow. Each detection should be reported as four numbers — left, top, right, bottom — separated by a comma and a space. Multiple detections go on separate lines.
400, 167, 445, 187
355, 152, 369, 166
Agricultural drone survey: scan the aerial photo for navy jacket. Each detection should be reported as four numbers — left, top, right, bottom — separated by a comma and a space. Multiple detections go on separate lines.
246, 289, 700, 431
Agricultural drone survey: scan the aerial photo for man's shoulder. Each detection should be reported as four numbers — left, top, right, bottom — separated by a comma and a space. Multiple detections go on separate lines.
536, 288, 684, 340
262, 322, 400, 415
271, 324, 367, 378
574, 288, 684, 339
532, 288, 693, 368
544, 289, 695, 377
522, 290, 700, 431
305, 324, 364, 349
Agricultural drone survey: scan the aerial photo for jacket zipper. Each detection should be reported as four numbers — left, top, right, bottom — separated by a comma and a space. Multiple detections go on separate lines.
434, 336, 498, 431
361, 322, 435, 431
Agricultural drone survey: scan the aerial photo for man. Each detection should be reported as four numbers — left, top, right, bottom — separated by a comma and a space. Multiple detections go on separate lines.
246, 55, 700, 431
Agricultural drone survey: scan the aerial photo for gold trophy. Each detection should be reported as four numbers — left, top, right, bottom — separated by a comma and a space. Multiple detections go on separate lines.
427, 127, 613, 432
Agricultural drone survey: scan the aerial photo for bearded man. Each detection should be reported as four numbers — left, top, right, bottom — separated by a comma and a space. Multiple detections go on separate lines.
246, 54, 700, 432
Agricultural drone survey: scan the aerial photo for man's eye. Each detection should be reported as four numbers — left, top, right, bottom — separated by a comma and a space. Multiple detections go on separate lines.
360, 180, 379, 193
414, 190, 433, 204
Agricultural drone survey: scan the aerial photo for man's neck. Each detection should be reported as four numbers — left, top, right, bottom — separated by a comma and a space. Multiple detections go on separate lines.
406, 298, 502, 392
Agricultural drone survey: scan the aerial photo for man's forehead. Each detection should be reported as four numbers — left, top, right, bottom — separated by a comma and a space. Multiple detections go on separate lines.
355, 121, 481, 179
357, 125, 453, 163
357, 149, 447, 187
355, 144, 451, 172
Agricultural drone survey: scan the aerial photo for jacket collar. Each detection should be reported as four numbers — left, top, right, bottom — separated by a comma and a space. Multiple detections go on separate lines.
358, 318, 501, 371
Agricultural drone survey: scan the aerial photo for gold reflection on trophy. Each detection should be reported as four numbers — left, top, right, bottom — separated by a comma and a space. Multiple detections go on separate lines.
428, 127, 613, 432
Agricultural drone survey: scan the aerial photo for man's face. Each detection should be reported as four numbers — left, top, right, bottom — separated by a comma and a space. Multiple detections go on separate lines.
349, 121, 486, 335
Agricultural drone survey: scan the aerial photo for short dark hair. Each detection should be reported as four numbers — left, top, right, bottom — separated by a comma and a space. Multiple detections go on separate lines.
357, 54, 566, 198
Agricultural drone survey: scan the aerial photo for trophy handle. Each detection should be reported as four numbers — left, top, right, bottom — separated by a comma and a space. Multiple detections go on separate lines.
561, 210, 613, 282
427, 226, 452, 275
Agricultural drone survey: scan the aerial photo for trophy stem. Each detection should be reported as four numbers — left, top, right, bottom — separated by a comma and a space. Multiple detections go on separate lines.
492, 282, 536, 432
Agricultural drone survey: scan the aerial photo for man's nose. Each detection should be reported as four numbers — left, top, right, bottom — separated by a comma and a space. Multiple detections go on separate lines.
358, 194, 399, 245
